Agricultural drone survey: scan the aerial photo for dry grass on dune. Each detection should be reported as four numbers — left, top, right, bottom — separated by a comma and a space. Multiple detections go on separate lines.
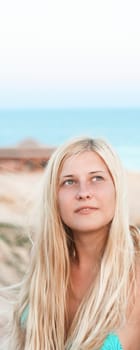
0, 222, 31, 345
0, 223, 31, 287
0, 171, 43, 288
0, 171, 42, 342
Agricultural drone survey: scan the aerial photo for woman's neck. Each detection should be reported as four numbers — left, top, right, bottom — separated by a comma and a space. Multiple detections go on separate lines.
73, 226, 109, 268
66, 227, 109, 331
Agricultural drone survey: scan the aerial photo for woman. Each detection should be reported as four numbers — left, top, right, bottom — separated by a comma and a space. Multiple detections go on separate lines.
9, 137, 140, 349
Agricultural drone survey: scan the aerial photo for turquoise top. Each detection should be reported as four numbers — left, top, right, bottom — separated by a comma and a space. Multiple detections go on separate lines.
20, 305, 29, 327
101, 333, 123, 349
21, 306, 123, 349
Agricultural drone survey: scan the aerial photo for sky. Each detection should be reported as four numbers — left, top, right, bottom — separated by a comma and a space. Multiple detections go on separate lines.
0, 0, 140, 108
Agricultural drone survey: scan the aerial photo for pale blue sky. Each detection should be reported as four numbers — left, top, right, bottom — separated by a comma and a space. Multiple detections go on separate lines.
0, 0, 140, 108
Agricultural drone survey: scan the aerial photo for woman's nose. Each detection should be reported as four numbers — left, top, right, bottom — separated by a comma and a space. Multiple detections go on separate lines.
76, 184, 93, 200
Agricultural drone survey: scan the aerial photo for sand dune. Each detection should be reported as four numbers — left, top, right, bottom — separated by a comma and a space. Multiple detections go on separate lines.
0, 172, 42, 226
127, 171, 140, 226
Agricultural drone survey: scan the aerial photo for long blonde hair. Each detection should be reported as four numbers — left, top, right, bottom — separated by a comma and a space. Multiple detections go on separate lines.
9, 137, 139, 350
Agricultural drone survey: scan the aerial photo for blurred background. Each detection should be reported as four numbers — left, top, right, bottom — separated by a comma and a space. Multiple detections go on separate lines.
0, 1, 140, 330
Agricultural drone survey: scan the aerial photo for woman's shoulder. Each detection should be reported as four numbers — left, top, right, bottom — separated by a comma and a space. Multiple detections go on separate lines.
101, 333, 123, 350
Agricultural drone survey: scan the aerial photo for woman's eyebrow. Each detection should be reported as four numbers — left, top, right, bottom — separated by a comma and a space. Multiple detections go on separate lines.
60, 170, 105, 178
60, 174, 74, 178
89, 171, 105, 174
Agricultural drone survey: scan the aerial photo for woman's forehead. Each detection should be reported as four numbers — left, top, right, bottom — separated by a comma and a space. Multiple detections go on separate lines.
60, 151, 109, 175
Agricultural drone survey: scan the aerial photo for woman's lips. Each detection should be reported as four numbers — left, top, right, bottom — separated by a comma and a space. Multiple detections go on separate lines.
75, 206, 98, 214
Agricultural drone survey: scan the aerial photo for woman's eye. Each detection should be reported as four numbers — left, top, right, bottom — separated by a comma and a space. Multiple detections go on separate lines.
63, 179, 75, 185
92, 176, 103, 182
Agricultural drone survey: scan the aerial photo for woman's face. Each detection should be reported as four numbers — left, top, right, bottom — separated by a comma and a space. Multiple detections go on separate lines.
58, 151, 116, 236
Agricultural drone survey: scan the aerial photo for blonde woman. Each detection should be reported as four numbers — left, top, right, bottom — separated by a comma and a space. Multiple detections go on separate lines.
8, 137, 140, 349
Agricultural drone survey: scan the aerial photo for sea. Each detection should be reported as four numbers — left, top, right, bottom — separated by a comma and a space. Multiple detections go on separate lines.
0, 108, 140, 171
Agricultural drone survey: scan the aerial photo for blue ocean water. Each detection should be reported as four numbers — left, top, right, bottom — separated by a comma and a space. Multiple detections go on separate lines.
0, 108, 140, 171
